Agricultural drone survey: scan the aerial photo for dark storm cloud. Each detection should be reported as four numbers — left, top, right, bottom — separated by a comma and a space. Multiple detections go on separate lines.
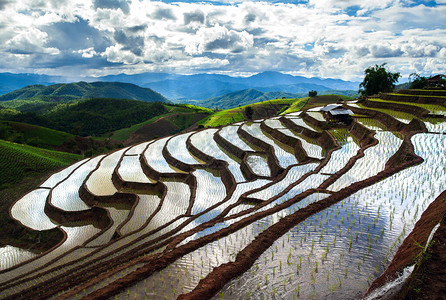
114, 30, 145, 56
355, 46, 370, 57
93, 0, 130, 14
371, 45, 404, 58
204, 31, 249, 53
127, 24, 147, 33
152, 7, 176, 20
43, 18, 111, 52
148, 35, 165, 45
184, 10, 205, 24
0, 0, 10, 10
244, 13, 257, 24
32, 51, 115, 68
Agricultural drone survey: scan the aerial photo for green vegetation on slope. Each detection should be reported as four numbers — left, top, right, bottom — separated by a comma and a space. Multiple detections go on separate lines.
2, 98, 168, 136
301, 94, 353, 110
0, 120, 74, 149
198, 97, 301, 127
0, 140, 81, 190
108, 104, 213, 141
0, 81, 167, 103
195, 89, 300, 109
281, 97, 310, 114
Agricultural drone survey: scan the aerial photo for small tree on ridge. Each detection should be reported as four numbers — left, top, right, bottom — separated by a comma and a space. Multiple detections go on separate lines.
245, 106, 253, 119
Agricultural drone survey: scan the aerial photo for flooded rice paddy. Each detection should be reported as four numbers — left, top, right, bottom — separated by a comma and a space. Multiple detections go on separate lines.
1, 100, 446, 300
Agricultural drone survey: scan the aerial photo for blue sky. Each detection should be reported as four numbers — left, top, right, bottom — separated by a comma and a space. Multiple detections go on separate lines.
0, 0, 445, 81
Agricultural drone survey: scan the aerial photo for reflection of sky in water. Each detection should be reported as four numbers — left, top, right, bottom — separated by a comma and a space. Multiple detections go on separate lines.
4, 120, 446, 300
213, 134, 446, 299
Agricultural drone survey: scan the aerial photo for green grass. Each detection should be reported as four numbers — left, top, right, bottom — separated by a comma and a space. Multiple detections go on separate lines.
387, 93, 446, 99
109, 112, 175, 141
357, 103, 416, 123
329, 128, 360, 147
302, 95, 354, 110
0, 140, 82, 190
108, 104, 212, 141
282, 97, 310, 114
354, 117, 388, 131
368, 98, 446, 115
1, 121, 74, 148
198, 98, 300, 127
197, 108, 246, 127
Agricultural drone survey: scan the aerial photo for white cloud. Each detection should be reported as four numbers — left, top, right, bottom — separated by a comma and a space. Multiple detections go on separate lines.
0, 0, 444, 80
4, 27, 60, 55
74, 47, 98, 58
185, 24, 253, 54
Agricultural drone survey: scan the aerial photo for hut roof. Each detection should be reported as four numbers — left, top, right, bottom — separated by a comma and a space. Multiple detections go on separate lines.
320, 104, 353, 115
427, 74, 446, 82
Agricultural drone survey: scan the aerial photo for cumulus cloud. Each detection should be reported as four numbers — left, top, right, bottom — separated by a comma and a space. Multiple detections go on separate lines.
184, 10, 205, 24
0, 0, 11, 10
5, 28, 60, 55
114, 30, 144, 56
152, 7, 176, 20
0, 0, 444, 80
370, 45, 404, 58
93, 0, 130, 14
185, 24, 253, 54
74, 47, 98, 58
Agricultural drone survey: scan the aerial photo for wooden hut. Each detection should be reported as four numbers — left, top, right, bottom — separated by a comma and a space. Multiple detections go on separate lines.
321, 104, 353, 124
427, 74, 446, 88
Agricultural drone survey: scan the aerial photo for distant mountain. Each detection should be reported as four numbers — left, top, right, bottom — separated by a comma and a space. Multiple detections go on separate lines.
189, 87, 358, 110
0, 71, 360, 102
0, 72, 64, 95
195, 89, 302, 109
137, 71, 359, 101
0, 81, 167, 103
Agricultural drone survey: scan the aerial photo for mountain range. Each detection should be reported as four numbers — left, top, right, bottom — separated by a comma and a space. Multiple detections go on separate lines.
0, 81, 167, 103
0, 71, 360, 101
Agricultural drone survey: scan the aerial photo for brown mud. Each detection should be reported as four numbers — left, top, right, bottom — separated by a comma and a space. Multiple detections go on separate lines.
394, 212, 446, 300
2, 92, 444, 300
365, 190, 446, 298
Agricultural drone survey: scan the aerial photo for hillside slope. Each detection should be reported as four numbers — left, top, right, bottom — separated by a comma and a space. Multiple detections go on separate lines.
3, 98, 168, 136
126, 71, 360, 100
195, 89, 300, 109
0, 81, 167, 103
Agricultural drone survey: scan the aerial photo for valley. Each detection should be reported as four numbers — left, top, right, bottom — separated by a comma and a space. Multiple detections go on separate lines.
0, 88, 445, 299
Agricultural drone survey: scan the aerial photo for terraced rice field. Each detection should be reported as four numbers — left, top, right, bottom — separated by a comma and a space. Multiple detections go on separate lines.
1, 94, 446, 300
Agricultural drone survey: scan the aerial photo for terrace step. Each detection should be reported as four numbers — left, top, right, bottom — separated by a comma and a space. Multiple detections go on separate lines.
381, 93, 446, 106
397, 89, 446, 97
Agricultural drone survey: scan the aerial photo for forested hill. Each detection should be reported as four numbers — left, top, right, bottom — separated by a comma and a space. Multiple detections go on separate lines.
4, 98, 168, 136
0, 81, 167, 103
196, 89, 300, 109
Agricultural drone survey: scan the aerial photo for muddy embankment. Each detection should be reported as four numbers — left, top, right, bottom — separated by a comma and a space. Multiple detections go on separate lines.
365, 190, 446, 299
80, 117, 423, 300
397, 89, 446, 97
380, 93, 446, 107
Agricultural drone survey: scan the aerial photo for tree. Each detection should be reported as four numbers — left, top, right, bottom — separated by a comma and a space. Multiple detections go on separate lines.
308, 90, 317, 97
359, 63, 400, 96
409, 73, 428, 89
245, 106, 253, 119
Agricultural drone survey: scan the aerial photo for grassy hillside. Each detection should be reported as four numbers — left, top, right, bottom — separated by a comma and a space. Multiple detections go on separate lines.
108, 104, 213, 143
0, 120, 74, 148
195, 89, 301, 109
0, 140, 81, 190
2, 98, 168, 136
0, 81, 167, 103
198, 97, 303, 127
0, 140, 81, 251
301, 94, 353, 110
